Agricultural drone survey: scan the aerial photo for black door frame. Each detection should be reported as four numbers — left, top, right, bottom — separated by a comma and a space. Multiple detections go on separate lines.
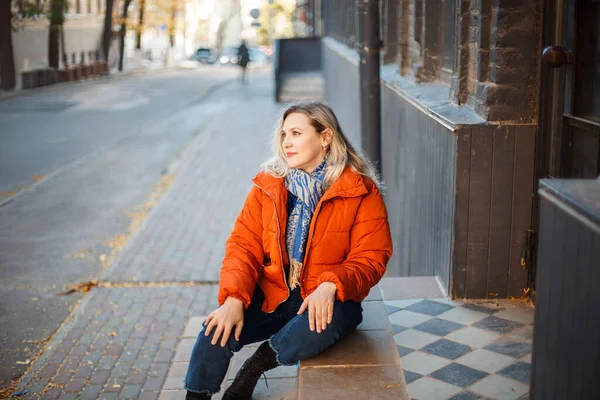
532, 0, 570, 291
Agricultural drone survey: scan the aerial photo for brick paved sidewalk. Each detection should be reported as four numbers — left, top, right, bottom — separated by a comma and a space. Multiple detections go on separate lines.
11, 72, 294, 399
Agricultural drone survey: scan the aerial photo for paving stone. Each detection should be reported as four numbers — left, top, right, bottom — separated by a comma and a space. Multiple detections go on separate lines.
150, 363, 171, 377
138, 392, 160, 400
385, 305, 402, 315
167, 362, 189, 378
90, 369, 111, 385
448, 391, 493, 399
406, 376, 461, 400
498, 361, 531, 384
405, 300, 456, 316
473, 316, 524, 334
484, 339, 532, 359
394, 329, 440, 350
469, 374, 529, 399
421, 339, 472, 360
391, 324, 408, 334
437, 307, 489, 325
143, 377, 165, 391
396, 345, 414, 357
120, 384, 143, 399
461, 303, 504, 314
445, 327, 503, 349
456, 349, 516, 374
494, 308, 535, 325
174, 338, 196, 362
127, 369, 148, 384
183, 317, 207, 338
507, 325, 534, 344
384, 299, 423, 309
413, 318, 464, 337
402, 370, 422, 384
400, 351, 451, 375
388, 310, 434, 328
430, 363, 488, 388
80, 384, 103, 399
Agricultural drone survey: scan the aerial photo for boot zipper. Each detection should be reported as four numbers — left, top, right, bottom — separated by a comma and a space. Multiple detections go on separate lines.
253, 183, 290, 312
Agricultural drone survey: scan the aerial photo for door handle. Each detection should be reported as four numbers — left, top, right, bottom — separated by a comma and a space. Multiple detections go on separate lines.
542, 45, 572, 68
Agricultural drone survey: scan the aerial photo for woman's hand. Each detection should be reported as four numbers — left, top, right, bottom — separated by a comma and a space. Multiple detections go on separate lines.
204, 297, 244, 347
297, 282, 337, 333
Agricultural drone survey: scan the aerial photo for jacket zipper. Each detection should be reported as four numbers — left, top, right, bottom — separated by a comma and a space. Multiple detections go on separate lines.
253, 183, 290, 312
300, 198, 329, 284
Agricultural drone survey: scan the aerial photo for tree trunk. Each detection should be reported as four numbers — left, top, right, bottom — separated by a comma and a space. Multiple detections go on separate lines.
102, 0, 115, 64
48, 0, 65, 69
118, 0, 133, 71
0, 0, 16, 90
136, 0, 145, 50
169, 0, 176, 48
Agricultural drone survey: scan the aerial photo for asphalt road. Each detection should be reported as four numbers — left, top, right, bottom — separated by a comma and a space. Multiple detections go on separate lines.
0, 65, 245, 387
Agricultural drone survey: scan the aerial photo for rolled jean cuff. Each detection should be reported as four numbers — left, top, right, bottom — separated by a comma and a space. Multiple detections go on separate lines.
183, 377, 220, 395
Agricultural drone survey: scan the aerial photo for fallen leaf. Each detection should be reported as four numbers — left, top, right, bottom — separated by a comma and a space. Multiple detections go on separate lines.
31, 297, 39, 301
110, 332, 117, 337
384, 384, 401, 389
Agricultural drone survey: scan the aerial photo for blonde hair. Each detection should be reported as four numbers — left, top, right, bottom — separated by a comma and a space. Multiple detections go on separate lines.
261, 100, 382, 189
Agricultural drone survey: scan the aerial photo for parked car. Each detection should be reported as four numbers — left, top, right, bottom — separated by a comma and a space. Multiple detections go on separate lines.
192, 48, 216, 64
249, 46, 270, 66
218, 47, 240, 65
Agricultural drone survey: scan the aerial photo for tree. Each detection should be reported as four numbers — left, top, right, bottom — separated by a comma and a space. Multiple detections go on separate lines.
48, 0, 67, 69
118, 0, 133, 71
1, 0, 16, 90
102, 0, 115, 65
136, 0, 145, 50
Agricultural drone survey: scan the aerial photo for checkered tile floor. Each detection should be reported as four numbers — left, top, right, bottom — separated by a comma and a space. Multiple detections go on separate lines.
385, 298, 534, 400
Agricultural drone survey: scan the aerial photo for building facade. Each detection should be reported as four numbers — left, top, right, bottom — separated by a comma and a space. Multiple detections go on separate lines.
312, 0, 599, 299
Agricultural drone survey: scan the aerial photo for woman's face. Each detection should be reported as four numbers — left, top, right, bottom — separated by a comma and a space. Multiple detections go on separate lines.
281, 113, 330, 173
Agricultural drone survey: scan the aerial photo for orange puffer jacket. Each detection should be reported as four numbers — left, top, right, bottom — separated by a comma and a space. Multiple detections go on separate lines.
218, 166, 393, 313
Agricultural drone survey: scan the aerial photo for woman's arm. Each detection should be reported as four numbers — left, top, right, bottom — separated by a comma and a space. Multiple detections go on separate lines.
316, 187, 392, 302
218, 184, 265, 309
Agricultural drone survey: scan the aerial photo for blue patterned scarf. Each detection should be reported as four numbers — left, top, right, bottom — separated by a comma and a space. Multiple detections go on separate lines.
284, 156, 329, 289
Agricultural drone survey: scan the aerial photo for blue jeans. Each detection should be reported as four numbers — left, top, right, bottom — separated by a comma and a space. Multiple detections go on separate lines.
184, 287, 363, 394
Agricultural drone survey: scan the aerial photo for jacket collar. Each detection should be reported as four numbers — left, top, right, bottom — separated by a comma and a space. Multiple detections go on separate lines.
252, 166, 369, 200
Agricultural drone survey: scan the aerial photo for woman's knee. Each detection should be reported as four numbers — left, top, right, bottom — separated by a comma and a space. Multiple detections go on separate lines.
193, 326, 242, 354
330, 300, 363, 332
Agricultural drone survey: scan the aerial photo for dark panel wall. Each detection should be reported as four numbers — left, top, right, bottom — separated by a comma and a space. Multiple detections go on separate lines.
381, 85, 456, 288
452, 125, 536, 298
322, 37, 535, 299
531, 180, 600, 399
322, 39, 361, 147
278, 38, 322, 73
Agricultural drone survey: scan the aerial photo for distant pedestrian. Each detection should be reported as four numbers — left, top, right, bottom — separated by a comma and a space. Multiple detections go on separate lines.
237, 40, 250, 84
184, 100, 393, 399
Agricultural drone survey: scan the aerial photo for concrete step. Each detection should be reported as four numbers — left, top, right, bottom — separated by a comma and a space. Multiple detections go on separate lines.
297, 285, 410, 400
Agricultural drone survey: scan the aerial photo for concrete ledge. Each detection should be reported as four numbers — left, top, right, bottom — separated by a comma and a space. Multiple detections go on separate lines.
298, 285, 410, 399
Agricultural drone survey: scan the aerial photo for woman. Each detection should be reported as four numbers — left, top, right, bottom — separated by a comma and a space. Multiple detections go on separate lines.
184, 101, 392, 399
236, 41, 250, 84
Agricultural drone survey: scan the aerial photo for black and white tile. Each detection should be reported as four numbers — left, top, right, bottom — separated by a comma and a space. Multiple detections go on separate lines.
386, 298, 534, 400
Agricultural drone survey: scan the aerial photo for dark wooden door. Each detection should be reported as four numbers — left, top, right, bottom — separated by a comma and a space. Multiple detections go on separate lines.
562, 0, 600, 177
539, 0, 600, 179
533, 0, 600, 290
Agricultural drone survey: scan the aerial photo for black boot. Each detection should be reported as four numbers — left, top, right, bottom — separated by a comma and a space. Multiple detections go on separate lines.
222, 341, 279, 400
185, 391, 211, 400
